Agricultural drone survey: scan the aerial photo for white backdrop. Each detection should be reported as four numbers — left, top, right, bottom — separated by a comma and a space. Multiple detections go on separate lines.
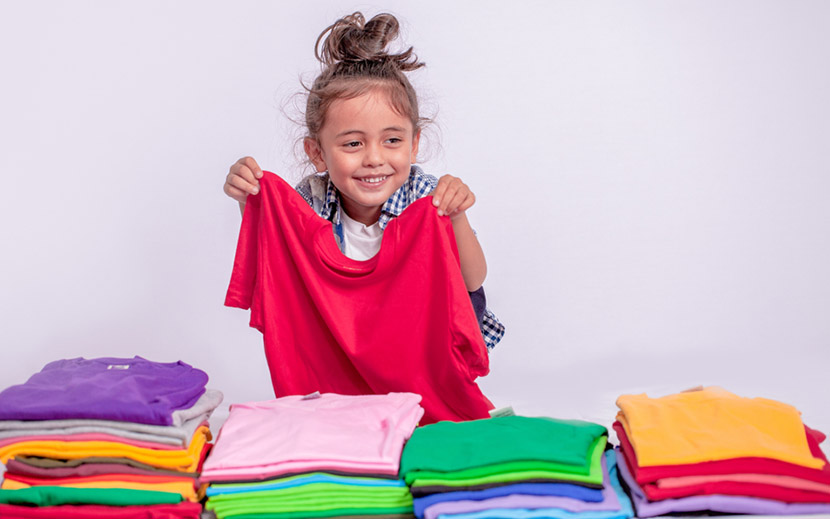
1, 1, 828, 442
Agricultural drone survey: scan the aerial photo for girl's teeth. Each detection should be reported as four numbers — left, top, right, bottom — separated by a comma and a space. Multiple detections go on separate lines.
361, 176, 387, 183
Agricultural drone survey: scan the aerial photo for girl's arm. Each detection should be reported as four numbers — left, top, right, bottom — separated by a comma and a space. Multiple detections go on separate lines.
451, 213, 487, 291
431, 175, 488, 291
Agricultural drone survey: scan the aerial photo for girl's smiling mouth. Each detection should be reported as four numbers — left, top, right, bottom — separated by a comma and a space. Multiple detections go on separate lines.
357, 175, 389, 184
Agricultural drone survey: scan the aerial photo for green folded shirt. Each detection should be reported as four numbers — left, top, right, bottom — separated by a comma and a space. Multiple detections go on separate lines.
0, 486, 182, 506
209, 472, 405, 493
215, 508, 414, 519
206, 482, 412, 517
406, 436, 606, 487
403, 434, 606, 485
400, 416, 607, 476
208, 482, 410, 503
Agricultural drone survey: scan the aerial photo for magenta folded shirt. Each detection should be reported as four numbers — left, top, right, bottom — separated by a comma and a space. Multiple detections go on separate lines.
0, 357, 208, 426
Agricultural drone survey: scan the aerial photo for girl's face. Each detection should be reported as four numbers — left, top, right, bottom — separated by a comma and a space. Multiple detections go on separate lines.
304, 89, 420, 225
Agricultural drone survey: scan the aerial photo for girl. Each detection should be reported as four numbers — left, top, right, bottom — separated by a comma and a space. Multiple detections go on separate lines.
223, 12, 504, 350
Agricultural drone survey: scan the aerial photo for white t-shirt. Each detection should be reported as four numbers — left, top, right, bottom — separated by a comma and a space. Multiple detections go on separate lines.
339, 209, 383, 260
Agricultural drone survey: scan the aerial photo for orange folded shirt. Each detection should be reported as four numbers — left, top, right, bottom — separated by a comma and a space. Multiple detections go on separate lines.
616, 387, 823, 469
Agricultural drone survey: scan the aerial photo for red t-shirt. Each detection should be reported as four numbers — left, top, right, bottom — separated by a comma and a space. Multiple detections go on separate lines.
225, 172, 492, 424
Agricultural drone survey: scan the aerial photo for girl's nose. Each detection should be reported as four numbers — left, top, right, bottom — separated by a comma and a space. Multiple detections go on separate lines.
363, 143, 384, 167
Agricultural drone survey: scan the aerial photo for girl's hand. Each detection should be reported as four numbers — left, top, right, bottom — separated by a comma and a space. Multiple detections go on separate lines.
224, 156, 263, 204
430, 174, 475, 220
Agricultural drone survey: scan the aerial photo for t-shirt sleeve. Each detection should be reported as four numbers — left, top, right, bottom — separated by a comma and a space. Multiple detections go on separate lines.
225, 192, 261, 321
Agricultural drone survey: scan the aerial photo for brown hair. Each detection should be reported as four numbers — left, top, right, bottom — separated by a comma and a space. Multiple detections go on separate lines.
304, 12, 427, 143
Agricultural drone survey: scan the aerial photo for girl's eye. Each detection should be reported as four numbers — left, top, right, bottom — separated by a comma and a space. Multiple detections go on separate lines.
386, 137, 402, 144
344, 141, 361, 148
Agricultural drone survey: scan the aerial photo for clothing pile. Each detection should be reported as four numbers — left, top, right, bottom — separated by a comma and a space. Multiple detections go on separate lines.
399, 416, 633, 519
200, 392, 424, 519
614, 386, 830, 517
0, 356, 221, 519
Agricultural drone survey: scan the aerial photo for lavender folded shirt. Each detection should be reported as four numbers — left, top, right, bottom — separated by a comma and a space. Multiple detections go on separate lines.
615, 448, 830, 517
0, 357, 208, 426
424, 453, 621, 519
414, 483, 603, 518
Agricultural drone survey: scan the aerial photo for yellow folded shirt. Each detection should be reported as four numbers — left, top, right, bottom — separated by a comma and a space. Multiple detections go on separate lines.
0, 426, 209, 472
616, 386, 823, 469
1, 478, 197, 502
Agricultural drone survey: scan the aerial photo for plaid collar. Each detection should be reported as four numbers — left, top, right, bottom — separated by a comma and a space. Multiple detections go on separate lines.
319, 165, 429, 231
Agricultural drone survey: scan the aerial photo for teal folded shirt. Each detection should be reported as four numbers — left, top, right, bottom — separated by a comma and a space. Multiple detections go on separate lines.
0, 486, 182, 506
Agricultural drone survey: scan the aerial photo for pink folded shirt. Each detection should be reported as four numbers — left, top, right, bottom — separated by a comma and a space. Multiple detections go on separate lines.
656, 473, 830, 494
200, 392, 423, 482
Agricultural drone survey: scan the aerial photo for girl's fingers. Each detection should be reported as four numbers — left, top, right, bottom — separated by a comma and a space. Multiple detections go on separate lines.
453, 191, 475, 215
224, 184, 249, 204
438, 186, 461, 215
436, 177, 460, 214
436, 186, 456, 215
432, 175, 475, 216
228, 171, 259, 195
225, 156, 262, 203
431, 181, 449, 208
240, 156, 263, 179
432, 174, 460, 208
231, 163, 257, 185
241, 168, 260, 192
444, 188, 472, 216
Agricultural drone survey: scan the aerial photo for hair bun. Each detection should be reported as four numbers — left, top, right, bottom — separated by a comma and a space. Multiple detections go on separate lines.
315, 12, 423, 72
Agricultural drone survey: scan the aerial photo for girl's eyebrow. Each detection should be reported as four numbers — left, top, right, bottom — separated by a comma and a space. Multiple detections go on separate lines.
335, 129, 364, 138
335, 127, 407, 138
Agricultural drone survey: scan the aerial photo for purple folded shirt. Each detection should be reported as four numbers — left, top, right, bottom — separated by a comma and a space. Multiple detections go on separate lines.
414, 483, 603, 517
0, 357, 208, 426
615, 448, 830, 517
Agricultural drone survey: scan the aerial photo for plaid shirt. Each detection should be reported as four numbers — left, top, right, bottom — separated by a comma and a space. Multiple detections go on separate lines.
295, 165, 505, 350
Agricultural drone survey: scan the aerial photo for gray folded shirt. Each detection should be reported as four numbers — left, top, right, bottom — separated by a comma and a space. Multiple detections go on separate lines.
0, 388, 223, 447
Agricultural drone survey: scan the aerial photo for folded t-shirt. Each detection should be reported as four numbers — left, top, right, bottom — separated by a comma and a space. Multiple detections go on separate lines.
0, 389, 222, 446
616, 447, 830, 518
422, 452, 622, 519
616, 387, 823, 469
614, 421, 830, 486
0, 357, 208, 426
201, 393, 422, 482
401, 416, 607, 476
0, 426, 210, 472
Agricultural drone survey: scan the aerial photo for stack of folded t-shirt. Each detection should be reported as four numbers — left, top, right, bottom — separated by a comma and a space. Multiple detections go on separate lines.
614, 386, 830, 517
0, 356, 222, 519
399, 416, 633, 519
200, 392, 424, 519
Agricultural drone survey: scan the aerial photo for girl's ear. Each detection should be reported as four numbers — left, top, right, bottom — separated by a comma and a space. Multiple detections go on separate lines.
304, 138, 328, 172
410, 129, 421, 164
